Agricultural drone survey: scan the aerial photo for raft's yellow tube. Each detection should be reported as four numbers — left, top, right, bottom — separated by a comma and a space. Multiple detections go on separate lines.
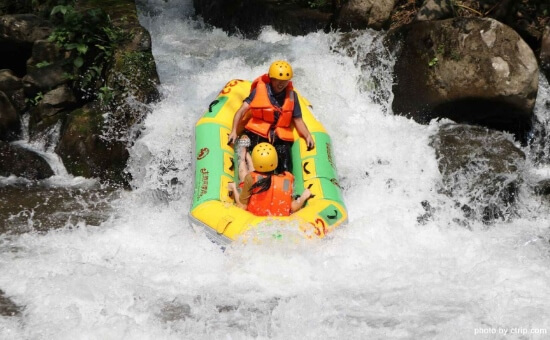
189, 79, 347, 245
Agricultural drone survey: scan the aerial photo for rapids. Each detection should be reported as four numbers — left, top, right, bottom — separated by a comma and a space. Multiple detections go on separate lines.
1, 0, 549, 338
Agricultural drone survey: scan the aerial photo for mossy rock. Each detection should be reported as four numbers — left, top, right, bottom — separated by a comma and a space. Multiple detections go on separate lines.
75, 0, 161, 104
56, 103, 129, 184
107, 48, 159, 105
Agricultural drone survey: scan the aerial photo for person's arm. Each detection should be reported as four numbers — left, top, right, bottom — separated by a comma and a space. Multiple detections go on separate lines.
291, 188, 311, 213
293, 117, 314, 150
228, 101, 250, 145
228, 182, 245, 209
239, 174, 254, 206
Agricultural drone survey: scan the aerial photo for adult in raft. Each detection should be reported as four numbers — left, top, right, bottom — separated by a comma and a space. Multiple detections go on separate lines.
229, 143, 312, 216
227, 60, 315, 173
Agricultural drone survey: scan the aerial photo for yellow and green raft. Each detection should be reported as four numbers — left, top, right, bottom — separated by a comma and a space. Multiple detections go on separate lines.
190, 79, 347, 245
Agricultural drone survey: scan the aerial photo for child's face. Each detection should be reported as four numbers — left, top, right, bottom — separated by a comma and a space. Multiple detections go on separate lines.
270, 78, 289, 94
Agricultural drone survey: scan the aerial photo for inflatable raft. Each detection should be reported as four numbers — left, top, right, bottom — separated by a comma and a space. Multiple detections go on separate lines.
190, 79, 347, 245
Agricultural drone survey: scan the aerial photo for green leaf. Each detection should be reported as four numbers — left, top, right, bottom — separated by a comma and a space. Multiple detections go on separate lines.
35, 61, 51, 68
51, 5, 68, 16
74, 56, 84, 68
76, 44, 88, 54
428, 57, 439, 67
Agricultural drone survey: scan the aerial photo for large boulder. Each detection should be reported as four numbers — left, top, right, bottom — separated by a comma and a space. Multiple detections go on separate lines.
56, 104, 129, 184
0, 91, 20, 141
390, 17, 539, 141
0, 69, 23, 91
0, 14, 51, 44
29, 84, 77, 136
35, 84, 77, 118
0, 69, 25, 137
430, 123, 525, 224
23, 39, 72, 93
335, 0, 396, 31
0, 289, 21, 317
541, 26, 550, 82
0, 140, 53, 179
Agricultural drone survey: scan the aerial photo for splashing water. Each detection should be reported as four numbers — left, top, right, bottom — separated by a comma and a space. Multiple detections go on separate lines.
1, 0, 550, 338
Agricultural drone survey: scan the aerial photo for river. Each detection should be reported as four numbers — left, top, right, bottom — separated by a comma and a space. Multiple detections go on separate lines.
1, 0, 549, 338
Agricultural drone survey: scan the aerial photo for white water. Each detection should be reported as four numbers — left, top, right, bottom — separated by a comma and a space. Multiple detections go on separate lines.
1, 0, 550, 338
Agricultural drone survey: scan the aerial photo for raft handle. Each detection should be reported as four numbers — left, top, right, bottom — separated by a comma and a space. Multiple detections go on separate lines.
216, 216, 233, 234
208, 100, 220, 112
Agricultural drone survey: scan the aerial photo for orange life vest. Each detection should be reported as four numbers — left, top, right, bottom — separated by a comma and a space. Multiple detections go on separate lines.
244, 74, 295, 142
247, 171, 294, 216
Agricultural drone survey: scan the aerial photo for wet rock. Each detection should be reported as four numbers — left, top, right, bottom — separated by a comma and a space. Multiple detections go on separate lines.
29, 84, 77, 136
0, 69, 27, 112
390, 18, 539, 141
23, 40, 72, 93
98, 1, 160, 105
415, 0, 453, 22
56, 103, 129, 184
0, 289, 21, 317
107, 29, 160, 105
541, 26, 550, 82
0, 14, 51, 44
0, 90, 20, 141
32, 84, 77, 120
0, 69, 23, 92
28, 39, 64, 64
0, 140, 54, 179
534, 179, 550, 197
430, 123, 525, 223
0, 185, 119, 234
335, 0, 396, 31
24, 39, 72, 94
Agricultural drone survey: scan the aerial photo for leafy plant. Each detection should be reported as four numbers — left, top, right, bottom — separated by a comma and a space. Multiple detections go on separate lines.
428, 57, 439, 67
48, 2, 126, 104
308, 0, 326, 8
98, 86, 114, 105
306, 0, 331, 10
35, 61, 51, 68
26, 91, 44, 106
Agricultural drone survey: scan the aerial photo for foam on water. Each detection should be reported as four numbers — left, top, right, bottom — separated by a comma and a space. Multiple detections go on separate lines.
1, 0, 550, 338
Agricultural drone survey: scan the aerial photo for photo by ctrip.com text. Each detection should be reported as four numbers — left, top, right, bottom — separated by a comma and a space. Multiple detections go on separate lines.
474, 327, 547, 336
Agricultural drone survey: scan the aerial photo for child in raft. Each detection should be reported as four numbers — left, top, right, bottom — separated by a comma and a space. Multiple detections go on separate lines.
228, 141, 311, 216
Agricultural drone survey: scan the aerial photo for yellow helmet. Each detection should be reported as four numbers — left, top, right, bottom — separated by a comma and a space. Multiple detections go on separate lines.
268, 60, 293, 80
251, 143, 278, 172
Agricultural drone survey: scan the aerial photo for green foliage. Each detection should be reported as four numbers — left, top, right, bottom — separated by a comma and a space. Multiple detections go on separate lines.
308, 0, 329, 9
26, 91, 44, 106
98, 86, 114, 105
35, 61, 51, 68
48, 2, 127, 104
428, 57, 439, 67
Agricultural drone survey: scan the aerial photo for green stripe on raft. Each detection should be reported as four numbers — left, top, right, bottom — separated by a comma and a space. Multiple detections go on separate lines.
292, 131, 344, 206
193, 123, 226, 209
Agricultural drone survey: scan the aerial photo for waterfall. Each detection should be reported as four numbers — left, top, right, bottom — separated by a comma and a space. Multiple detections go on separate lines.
11, 114, 69, 177
1, 1, 549, 338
